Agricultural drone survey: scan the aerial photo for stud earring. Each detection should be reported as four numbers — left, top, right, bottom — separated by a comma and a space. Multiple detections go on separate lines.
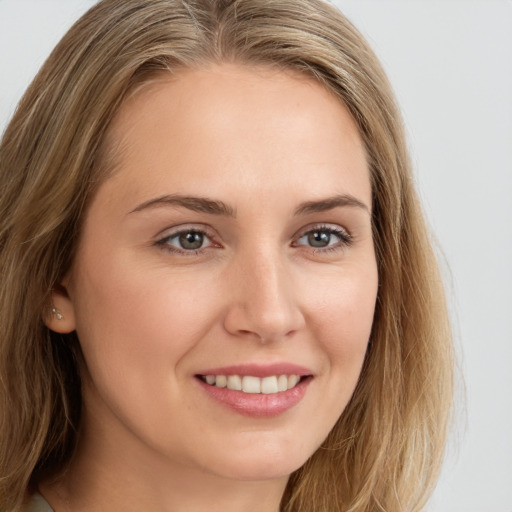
51, 307, 63, 320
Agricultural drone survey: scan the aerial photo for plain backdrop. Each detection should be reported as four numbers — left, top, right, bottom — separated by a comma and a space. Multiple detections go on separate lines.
1, 1, 511, 511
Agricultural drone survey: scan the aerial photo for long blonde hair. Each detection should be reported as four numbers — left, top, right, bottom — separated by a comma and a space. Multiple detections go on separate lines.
0, 1, 453, 510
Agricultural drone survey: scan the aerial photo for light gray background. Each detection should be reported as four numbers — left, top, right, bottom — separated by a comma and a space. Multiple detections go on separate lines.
1, 1, 511, 511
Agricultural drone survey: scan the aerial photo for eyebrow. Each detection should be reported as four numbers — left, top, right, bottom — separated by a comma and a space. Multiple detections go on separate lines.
129, 193, 370, 217
294, 194, 370, 216
129, 194, 236, 217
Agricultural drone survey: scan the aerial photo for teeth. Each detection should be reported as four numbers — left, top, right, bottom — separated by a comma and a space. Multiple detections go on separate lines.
261, 376, 278, 394
202, 374, 303, 394
288, 375, 300, 388
242, 376, 261, 393
277, 375, 288, 392
227, 375, 242, 391
215, 375, 227, 388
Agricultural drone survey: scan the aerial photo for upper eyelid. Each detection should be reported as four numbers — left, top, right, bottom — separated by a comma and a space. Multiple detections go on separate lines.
291, 225, 352, 253
154, 227, 218, 255
292, 222, 351, 239
154, 226, 219, 254
155, 223, 216, 240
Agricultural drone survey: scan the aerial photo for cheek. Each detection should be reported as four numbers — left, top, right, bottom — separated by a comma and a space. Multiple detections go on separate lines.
305, 261, 378, 376
70, 253, 221, 386
69, 256, 226, 448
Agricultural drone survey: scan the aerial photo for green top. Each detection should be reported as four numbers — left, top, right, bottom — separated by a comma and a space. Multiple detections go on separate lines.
26, 494, 54, 512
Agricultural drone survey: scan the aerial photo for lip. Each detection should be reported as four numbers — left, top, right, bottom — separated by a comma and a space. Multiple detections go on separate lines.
194, 363, 313, 418
196, 376, 311, 417
195, 362, 312, 378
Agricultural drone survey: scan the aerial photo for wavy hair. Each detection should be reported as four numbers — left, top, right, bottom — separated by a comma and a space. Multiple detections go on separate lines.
0, 1, 453, 510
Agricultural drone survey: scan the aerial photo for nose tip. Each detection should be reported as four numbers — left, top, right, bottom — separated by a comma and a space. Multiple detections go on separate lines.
232, 300, 301, 343
223, 256, 305, 343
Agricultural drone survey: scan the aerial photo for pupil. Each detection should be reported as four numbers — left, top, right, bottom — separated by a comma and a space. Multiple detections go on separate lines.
308, 231, 330, 247
179, 232, 203, 250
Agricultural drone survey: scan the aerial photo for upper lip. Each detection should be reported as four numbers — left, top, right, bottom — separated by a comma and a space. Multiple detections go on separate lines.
195, 363, 313, 378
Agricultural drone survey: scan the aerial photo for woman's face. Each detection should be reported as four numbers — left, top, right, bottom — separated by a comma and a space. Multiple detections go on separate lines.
57, 64, 378, 482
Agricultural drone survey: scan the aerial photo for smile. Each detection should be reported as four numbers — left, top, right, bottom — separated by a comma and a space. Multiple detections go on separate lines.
195, 365, 313, 417
199, 374, 302, 394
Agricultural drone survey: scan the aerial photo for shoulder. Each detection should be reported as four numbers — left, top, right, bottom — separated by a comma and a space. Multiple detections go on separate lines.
25, 494, 54, 512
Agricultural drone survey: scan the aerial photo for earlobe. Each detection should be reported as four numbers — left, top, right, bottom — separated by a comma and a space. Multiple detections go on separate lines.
44, 283, 76, 334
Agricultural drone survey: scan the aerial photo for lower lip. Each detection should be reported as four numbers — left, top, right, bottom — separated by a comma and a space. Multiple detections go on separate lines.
196, 377, 311, 418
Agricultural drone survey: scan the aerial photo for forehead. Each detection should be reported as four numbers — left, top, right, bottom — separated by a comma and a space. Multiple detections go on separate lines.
98, 63, 370, 209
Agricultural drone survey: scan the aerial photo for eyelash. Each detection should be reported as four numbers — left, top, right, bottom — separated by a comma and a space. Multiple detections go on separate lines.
155, 224, 352, 256
294, 224, 352, 253
155, 226, 217, 256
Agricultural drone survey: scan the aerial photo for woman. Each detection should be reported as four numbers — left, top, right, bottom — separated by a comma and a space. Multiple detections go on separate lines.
0, 0, 453, 511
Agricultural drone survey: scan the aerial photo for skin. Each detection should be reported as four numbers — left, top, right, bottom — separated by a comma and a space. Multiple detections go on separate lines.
43, 63, 378, 512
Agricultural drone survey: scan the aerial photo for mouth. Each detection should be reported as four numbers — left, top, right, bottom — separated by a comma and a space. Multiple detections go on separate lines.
194, 365, 313, 417
197, 373, 308, 394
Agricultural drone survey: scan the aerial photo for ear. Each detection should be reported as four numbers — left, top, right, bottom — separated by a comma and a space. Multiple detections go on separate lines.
45, 282, 76, 334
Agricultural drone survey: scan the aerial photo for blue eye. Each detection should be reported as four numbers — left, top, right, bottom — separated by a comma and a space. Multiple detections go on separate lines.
158, 229, 212, 252
296, 226, 351, 250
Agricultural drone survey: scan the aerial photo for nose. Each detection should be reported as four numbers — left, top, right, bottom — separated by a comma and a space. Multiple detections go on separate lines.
223, 249, 305, 343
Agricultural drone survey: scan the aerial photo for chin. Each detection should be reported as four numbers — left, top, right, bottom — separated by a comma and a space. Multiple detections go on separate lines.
216, 461, 301, 482
199, 442, 314, 482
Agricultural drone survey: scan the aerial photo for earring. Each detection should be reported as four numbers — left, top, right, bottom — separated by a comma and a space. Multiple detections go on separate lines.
51, 307, 63, 320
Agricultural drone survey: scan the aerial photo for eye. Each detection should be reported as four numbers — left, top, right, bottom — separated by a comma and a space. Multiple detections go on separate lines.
156, 228, 215, 254
295, 225, 351, 251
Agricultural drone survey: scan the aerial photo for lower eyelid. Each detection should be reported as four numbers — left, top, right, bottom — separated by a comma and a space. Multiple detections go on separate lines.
155, 239, 210, 257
